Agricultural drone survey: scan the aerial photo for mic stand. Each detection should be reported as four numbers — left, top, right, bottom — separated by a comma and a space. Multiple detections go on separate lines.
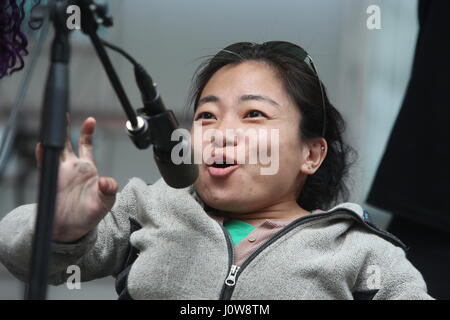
26, 0, 140, 300
26, 0, 71, 300
26, 0, 195, 299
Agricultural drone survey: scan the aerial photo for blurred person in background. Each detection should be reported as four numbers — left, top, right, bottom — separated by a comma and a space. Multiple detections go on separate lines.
0, 0, 39, 79
367, 0, 450, 300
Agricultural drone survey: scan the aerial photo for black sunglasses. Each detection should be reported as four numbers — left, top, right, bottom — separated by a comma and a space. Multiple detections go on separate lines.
215, 41, 327, 138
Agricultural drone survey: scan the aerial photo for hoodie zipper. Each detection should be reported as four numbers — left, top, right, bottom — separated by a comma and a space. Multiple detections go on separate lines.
217, 208, 406, 300
218, 223, 237, 300
218, 211, 332, 300
224, 265, 240, 286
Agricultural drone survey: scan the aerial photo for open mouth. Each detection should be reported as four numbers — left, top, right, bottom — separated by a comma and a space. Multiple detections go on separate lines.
210, 163, 236, 168
207, 160, 239, 178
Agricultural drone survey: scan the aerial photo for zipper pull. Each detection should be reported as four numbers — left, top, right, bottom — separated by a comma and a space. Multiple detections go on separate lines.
225, 264, 240, 286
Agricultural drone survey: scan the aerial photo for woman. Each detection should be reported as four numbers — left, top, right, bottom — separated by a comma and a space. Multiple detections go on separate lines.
0, 41, 432, 299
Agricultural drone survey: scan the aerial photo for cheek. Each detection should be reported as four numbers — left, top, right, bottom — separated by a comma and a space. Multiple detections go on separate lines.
276, 127, 303, 170
190, 126, 214, 165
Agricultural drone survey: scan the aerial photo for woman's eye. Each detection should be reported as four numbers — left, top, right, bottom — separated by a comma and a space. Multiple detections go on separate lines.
195, 112, 215, 120
245, 110, 265, 118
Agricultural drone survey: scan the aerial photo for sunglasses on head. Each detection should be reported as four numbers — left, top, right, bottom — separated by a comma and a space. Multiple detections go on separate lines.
215, 41, 327, 138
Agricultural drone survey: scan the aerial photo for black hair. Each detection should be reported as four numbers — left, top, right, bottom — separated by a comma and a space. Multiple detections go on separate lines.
188, 42, 355, 211
0, 0, 41, 78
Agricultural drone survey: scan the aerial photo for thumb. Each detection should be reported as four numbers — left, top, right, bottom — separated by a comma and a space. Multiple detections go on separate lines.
98, 176, 119, 195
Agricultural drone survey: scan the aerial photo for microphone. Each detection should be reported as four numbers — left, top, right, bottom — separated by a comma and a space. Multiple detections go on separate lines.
126, 64, 198, 189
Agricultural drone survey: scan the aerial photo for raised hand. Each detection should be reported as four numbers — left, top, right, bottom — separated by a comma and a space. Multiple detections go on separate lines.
35, 117, 118, 243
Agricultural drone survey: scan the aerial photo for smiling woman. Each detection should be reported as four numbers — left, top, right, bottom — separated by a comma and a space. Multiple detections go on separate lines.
190, 41, 351, 215
0, 41, 434, 300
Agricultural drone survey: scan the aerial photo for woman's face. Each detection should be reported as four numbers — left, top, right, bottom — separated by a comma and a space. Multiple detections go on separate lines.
192, 60, 309, 214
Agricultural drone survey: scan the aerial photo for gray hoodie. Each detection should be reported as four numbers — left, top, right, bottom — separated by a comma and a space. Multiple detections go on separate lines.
0, 177, 433, 299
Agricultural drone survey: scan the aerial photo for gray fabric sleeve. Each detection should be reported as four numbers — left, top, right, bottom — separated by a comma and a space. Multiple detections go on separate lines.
373, 245, 434, 300
353, 239, 435, 300
0, 178, 144, 286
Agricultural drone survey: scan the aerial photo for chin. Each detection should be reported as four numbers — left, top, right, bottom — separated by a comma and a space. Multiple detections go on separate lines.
194, 166, 269, 213
195, 184, 262, 213
199, 187, 238, 210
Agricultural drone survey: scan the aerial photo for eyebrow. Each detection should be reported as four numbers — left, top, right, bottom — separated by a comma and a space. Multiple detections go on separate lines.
240, 94, 280, 106
197, 94, 280, 107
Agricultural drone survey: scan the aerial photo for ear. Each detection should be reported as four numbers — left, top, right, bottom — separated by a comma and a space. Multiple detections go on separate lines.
300, 138, 327, 175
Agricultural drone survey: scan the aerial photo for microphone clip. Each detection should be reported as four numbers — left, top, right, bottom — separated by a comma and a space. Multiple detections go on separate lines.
126, 108, 179, 151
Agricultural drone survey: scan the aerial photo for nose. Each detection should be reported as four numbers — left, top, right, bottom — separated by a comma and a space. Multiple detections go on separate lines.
210, 131, 238, 148
211, 116, 240, 148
